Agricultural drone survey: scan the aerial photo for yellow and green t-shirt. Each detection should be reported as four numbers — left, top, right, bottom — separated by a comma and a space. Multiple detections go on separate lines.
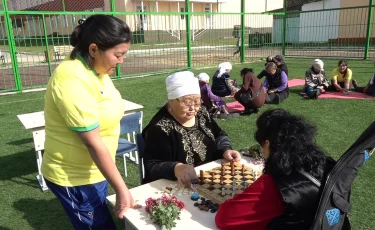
42, 56, 124, 187
331, 67, 352, 83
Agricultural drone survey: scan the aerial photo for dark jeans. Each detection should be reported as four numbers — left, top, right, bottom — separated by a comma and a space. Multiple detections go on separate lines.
266, 88, 289, 104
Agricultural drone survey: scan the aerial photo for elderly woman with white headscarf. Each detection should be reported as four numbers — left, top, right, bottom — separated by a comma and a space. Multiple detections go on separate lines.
304, 59, 330, 99
211, 62, 239, 97
142, 71, 241, 186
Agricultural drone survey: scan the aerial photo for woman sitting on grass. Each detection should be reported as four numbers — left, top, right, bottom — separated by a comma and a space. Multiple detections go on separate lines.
263, 62, 289, 104
304, 59, 330, 99
234, 68, 265, 114
215, 109, 335, 230
198, 72, 235, 119
330, 59, 353, 93
211, 62, 239, 97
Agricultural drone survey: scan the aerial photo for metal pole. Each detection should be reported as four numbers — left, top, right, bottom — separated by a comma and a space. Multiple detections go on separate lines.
217, 0, 219, 13
2, 0, 22, 92
62, 0, 66, 11
42, 15, 53, 77
365, 0, 374, 60
240, 0, 245, 63
109, 0, 121, 78
282, 0, 287, 56
185, 0, 192, 69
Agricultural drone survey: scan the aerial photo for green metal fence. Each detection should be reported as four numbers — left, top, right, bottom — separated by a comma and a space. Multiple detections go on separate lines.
0, 0, 374, 93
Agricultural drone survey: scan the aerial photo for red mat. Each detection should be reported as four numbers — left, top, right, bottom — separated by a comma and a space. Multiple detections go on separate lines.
288, 78, 305, 88
226, 101, 245, 113
319, 91, 375, 100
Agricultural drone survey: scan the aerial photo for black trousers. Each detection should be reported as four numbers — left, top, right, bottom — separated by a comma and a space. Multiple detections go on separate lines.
328, 81, 345, 91
354, 85, 375, 96
266, 88, 289, 104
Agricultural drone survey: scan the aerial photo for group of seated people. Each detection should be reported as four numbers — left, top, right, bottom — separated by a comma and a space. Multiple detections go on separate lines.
138, 56, 375, 229
304, 58, 375, 98
142, 71, 336, 229
198, 55, 291, 118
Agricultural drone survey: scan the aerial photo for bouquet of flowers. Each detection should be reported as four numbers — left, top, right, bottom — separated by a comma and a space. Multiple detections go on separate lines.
145, 195, 185, 230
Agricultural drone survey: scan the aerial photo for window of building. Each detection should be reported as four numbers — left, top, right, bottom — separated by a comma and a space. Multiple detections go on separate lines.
180, 7, 185, 20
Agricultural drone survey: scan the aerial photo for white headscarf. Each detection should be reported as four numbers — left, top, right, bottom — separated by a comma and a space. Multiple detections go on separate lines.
197, 72, 210, 82
217, 62, 232, 78
313, 59, 324, 71
166, 71, 200, 100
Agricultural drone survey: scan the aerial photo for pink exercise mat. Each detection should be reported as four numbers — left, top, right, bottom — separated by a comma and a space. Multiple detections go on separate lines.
288, 78, 305, 88
226, 101, 245, 113
319, 91, 375, 100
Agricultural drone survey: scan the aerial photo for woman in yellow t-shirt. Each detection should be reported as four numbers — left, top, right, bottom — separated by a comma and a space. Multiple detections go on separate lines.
42, 15, 138, 229
330, 59, 353, 93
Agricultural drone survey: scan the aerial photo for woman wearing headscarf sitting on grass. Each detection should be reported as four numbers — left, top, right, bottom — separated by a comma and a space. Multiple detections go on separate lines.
211, 62, 239, 97
304, 59, 330, 99
197, 72, 229, 116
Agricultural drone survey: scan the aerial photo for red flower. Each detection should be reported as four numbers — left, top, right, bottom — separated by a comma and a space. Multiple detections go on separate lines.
145, 195, 185, 230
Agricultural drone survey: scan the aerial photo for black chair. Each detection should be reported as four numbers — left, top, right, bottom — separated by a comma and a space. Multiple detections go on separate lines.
135, 133, 145, 185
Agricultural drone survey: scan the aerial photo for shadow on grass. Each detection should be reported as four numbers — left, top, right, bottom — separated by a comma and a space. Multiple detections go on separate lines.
7, 137, 33, 146
0, 226, 12, 230
0, 149, 40, 188
13, 198, 71, 230
289, 87, 305, 98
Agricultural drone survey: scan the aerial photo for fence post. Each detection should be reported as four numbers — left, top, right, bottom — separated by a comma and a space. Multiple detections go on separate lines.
62, 0, 66, 11
109, 0, 121, 78
365, 0, 374, 60
2, 0, 22, 92
240, 0, 245, 63
42, 15, 53, 77
185, 0, 193, 69
282, 0, 287, 56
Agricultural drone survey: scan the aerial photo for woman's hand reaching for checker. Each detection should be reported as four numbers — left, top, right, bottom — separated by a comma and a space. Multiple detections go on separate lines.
223, 150, 242, 162
174, 163, 199, 188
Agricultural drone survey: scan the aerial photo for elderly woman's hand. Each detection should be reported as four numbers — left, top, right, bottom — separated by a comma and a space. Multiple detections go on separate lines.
223, 150, 241, 162
174, 163, 198, 188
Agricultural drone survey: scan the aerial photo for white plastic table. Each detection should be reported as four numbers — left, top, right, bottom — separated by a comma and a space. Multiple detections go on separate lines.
17, 99, 144, 191
106, 157, 263, 230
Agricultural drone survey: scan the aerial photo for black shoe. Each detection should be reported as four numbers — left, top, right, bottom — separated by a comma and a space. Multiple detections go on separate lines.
242, 109, 253, 115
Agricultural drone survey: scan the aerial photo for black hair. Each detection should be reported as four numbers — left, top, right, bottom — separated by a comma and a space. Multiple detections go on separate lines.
70, 15, 132, 68
338, 59, 348, 78
240, 68, 254, 76
254, 109, 327, 178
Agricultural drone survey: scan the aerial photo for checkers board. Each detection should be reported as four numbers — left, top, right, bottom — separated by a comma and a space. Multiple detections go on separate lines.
196, 161, 260, 204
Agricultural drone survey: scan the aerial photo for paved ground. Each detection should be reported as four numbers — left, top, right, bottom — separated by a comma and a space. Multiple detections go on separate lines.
1, 46, 374, 91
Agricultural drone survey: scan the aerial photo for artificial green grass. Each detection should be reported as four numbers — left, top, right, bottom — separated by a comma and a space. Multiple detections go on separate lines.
0, 58, 374, 229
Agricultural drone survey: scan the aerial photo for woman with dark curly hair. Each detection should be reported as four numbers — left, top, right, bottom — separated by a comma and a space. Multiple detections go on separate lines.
215, 109, 335, 230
